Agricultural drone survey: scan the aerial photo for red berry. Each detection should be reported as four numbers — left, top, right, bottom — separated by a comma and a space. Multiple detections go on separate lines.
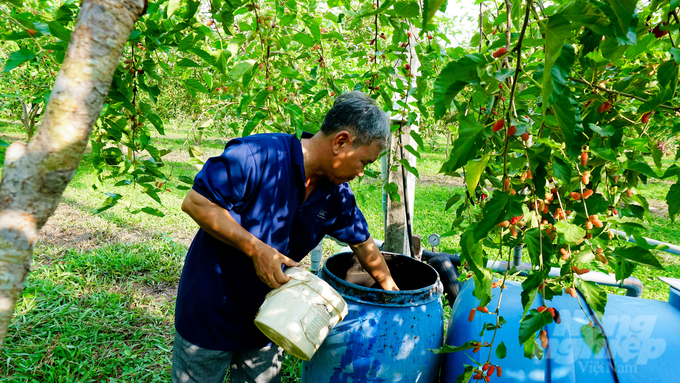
521, 132, 529, 141
507, 125, 517, 136
492, 119, 505, 132
427, 35, 433, 40
468, 308, 476, 322
641, 112, 650, 124
492, 47, 507, 58
509, 214, 523, 225
580, 152, 588, 166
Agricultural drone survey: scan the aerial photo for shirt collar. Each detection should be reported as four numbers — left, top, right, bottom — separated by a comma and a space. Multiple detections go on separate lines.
291, 131, 314, 167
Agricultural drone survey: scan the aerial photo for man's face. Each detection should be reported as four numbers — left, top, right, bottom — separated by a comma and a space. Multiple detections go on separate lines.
328, 138, 383, 185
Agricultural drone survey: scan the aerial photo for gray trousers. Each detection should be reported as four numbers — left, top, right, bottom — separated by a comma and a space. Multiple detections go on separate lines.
172, 331, 284, 383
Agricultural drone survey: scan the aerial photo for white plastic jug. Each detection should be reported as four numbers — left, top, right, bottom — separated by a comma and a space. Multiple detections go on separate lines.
254, 267, 348, 361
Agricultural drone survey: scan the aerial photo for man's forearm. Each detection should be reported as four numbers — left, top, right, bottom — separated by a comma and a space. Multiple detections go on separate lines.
350, 237, 399, 291
181, 189, 263, 258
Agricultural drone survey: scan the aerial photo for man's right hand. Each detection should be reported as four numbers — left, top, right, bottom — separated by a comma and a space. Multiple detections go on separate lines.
250, 242, 300, 289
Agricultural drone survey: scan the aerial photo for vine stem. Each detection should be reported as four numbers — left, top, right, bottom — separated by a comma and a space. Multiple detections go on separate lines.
484, 0, 535, 369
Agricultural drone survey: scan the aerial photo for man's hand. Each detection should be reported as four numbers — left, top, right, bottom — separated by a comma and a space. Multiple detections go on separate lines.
350, 237, 399, 291
250, 242, 300, 288
182, 189, 299, 288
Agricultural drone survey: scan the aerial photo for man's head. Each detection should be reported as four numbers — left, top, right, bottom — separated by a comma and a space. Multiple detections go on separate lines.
316, 92, 390, 184
320, 91, 390, 149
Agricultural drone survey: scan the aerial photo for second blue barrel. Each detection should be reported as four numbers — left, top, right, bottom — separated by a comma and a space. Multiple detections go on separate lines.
301, 251, 444, 382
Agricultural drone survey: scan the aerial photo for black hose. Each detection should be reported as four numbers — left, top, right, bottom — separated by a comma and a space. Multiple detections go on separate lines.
421, 250, 462, 305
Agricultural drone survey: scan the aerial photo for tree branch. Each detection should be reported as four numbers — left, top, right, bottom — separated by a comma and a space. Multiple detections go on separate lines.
569, 76, 680, 112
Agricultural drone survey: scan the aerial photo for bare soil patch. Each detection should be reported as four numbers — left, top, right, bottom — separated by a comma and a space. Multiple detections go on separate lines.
38, 202, 161, 251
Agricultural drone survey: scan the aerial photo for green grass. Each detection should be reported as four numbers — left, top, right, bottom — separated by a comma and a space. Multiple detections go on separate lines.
1, 123, 680, 381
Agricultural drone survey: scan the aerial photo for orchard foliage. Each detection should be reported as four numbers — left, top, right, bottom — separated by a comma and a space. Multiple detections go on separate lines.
1, 0, 680, 377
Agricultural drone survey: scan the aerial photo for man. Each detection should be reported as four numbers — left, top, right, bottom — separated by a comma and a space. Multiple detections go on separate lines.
172, 91, 399, 383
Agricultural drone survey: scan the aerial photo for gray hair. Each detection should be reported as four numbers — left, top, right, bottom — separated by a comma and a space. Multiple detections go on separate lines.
320, 91, 390, 148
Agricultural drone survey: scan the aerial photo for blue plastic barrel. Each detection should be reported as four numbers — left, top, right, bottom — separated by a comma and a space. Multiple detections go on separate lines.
441, 279, 680, 382
301, 252, 444, 382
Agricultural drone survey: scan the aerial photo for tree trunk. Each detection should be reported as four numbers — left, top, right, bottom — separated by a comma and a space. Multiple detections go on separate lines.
383, 24, 420, 257
0, 0, 147, 350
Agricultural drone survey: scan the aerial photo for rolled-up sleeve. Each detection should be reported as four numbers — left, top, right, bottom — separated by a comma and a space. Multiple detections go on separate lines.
192, 139, 258, 212
325, 186, 371, 245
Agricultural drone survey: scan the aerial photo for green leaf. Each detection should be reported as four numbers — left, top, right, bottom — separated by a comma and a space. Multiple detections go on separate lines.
242, 111, 267, 137
394, 1, 420, 18
178, 175, 194, 185
588, 123, 615, 137
184, 79, 210, 94
293, 33, 315, 47
605, 0, 638, 39
519, 310, 553, 344
0, 140, 9, 147
524, 228, 554, 266
576, 279, 607, 320
422, 0, 446, 30
542, 15, 572, 108
399, 159, 420, 179
612, 246, 664, 270
147, 113, 165, 135
167, 0, 182, 16
614, 258, 636, 281
302, 14, 320, 42
140, 207, 165, 217
552, 155, 572, 185
554, 221, 586, 243
591, 147, 617, 161
430, 341, 481, 354
496, 341, 507, 359
658, 60, 679, 89
232, 60, 256, 80
622, 159, 658, 178
548, 44, 575, 104
46, 21, 71, 42
433, 53, 487, 118
94, 193, 122, 214
440, 115, 489, 174
474, 190, 512, 242
145, 188, 163, 206
551, 97, 580, 158
465, 154, 490, 197
521, 271, 548, 316
671, 47, 680, 64
3, 49, 34, 72
410, 131, 425, 150
667, 182, 680, 222
580, 325, 605, 356
403, 144, 421, 160
638, 85, 675, 114
494, 68, 515, 82
444, 194, 462, 211
176, 58, 201, 67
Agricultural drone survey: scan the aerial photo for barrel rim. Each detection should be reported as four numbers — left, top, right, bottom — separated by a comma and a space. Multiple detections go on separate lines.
321, 251, 443, 307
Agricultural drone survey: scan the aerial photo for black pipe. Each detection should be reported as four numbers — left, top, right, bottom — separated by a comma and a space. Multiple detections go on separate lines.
398, 124, 415, 258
